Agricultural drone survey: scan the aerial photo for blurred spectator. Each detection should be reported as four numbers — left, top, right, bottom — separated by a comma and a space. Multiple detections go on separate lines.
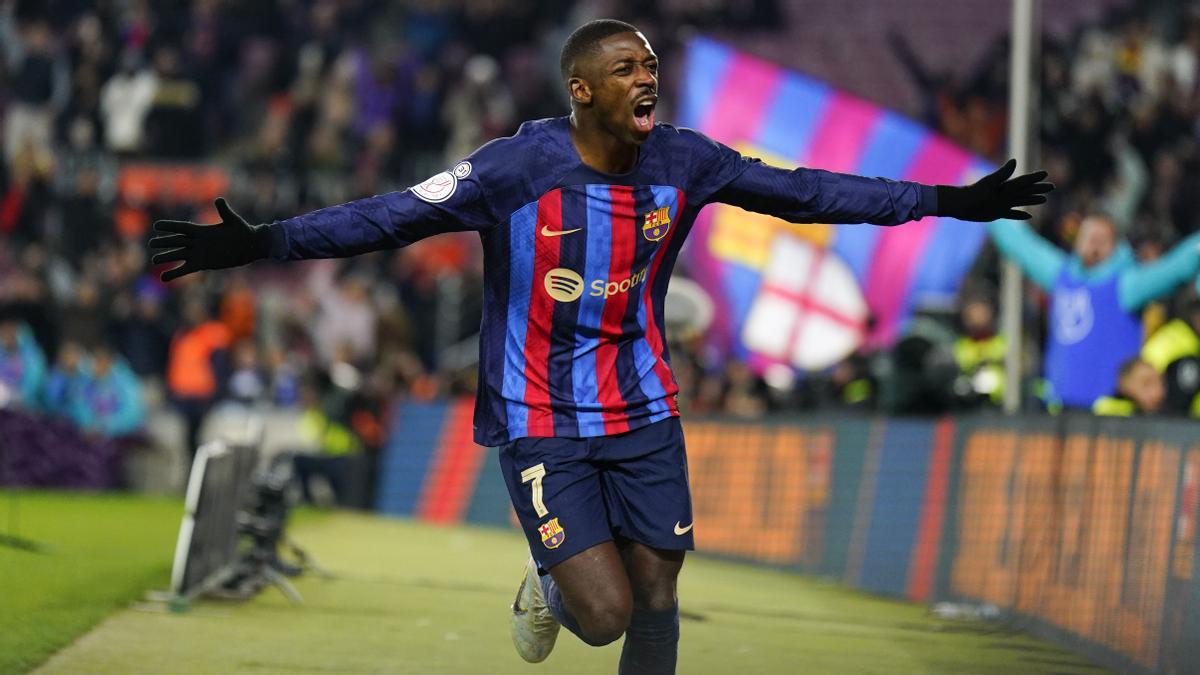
888, 29, 1007, 158
1093, 357, 1164, 416
827, 353, 876, 410
989, 213, 1200, 409
57, 13, 107, 156
312, 274, 377, 367
70, 344, 144, 438
0, 11, 68, 169
442, 54, 516, 164
293, 375, 361, 505
110, 278, 172, 379
880, 318, 960, 414
222, 339, 269, 405
722, 361, 768, 418
0, 319, 46, 408
1098, 139, 1149, 235
952, 295, 1006, 406
141, 45, 204, 158
1129, 222, 1174, 335
0, 143, 54, 242
267, 344, 304, 408
219, 275, 258, 342
99, 50, 157, 154
58, 276, 109, 349
42, 340, 87, 416
329, 341, 385, 452
0, 251, 57, 354
167, 297, 231, 460
57, 167, 113, 266
1141, 294, 1200, 416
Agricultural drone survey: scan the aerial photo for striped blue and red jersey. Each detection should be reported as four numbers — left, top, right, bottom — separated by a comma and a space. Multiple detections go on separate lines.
266, 117, 937, 445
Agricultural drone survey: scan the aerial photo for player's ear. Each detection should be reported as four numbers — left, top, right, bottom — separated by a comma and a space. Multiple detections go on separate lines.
568, 76, 592, 105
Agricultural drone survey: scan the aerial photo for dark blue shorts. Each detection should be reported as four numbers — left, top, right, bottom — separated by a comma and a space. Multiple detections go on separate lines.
498, 416, 694, 571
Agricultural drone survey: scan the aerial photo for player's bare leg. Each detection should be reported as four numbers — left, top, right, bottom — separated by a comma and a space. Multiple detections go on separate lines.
517, 538, 682, 673
543, 541, 633, 645
617, 538, 684, 674
511, 541, 631, 662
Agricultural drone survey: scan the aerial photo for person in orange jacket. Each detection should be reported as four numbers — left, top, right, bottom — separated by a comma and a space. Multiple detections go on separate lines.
166, 296, 230, 467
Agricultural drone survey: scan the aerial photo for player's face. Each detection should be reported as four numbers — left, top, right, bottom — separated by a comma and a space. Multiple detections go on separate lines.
586, 32, 659, 145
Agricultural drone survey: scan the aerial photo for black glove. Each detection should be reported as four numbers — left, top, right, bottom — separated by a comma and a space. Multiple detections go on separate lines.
148, 198, 272, 281
935, 158, 1054, 222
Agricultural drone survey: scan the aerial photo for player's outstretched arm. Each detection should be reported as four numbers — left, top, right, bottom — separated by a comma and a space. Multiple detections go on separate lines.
708, 153, 1051, 228
935, 159, 1053, 222
692, 124, 1053, 226
148, 158, 495, 282
149, 198, 272, 281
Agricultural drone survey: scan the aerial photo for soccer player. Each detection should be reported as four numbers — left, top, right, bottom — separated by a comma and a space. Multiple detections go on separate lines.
150, 19, 1052, 674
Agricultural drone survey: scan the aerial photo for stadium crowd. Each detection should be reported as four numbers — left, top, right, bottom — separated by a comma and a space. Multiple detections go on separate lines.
1, 0, 1199, 491
0, 0, 780, 490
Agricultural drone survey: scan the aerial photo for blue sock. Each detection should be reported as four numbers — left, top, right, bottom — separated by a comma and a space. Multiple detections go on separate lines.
618, 604, 679, 675
539, 573, 587, 641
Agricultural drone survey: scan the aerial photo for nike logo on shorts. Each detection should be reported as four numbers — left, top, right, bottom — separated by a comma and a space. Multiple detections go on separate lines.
674, 521, 693, 536
541, 226, 582, 237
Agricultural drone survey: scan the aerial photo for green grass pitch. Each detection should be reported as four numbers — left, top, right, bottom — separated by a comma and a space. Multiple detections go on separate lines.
1, 491, 1104, 674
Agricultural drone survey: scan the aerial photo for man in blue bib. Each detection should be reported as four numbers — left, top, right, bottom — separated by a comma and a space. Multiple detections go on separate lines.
989, 213, 1200, 409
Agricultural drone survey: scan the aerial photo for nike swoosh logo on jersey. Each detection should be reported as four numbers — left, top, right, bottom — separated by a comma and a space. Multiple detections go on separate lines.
541, 226, 582, 237
674, 521, 693, 536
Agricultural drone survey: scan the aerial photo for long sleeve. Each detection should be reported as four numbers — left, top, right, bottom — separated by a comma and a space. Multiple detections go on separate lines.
985, 220, 1067, 290
710, 161, 937, 226
268, 163, 494, 261
1118, 231, 1200, 312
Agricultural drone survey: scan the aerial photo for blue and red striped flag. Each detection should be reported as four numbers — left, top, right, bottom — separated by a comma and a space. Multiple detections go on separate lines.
680, 37, 991, 363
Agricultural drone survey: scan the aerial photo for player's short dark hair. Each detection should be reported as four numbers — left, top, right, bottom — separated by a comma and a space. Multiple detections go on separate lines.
559, 19, 641, 82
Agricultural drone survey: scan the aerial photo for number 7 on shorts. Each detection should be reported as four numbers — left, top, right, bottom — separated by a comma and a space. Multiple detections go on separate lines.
520, 463, 548, 517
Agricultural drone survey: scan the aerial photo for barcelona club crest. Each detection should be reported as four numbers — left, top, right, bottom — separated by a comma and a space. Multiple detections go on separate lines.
642, 206, 671, 242
538, 518, 566, 549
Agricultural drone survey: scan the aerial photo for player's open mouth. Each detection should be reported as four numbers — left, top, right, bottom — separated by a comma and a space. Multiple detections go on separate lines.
633, 97, 656, 132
